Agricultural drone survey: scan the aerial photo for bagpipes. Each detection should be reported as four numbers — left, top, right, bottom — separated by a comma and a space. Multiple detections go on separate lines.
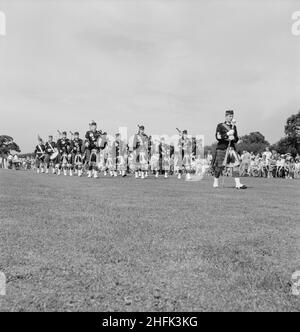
222, 119, 240, 168
176, 127, 182, 135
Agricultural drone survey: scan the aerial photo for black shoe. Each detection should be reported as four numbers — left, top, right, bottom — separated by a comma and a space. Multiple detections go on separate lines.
236, 184, 247, 189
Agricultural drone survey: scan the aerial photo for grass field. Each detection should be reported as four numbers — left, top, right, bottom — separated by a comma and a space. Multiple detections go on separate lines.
0, 168, 299, 312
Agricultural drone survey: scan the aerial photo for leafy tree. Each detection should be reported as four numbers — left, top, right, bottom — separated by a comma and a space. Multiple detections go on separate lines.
236, 131, 270, 154
285, 110, 300, 138
0, 135, 13, 145
0, 135, 21, 155
272, 110, 300, 156
271, 137, 298, 156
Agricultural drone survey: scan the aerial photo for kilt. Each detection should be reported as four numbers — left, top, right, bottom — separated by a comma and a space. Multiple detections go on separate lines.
150, 154, 159, 170
213, 149, 240, 168
97, 150, 106, 170
212, 149, 226, 168
133, 149, 148, 171
162, 155, 171, 171
106, 155, 114, 170
116, 155, 126, 171
35, 156, 45, 168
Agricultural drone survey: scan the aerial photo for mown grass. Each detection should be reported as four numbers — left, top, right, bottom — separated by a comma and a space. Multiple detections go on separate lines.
0, 169, 299, 311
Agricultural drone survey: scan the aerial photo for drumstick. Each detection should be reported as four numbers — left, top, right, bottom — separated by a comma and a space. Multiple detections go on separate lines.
37, 134, 44, 144
57, 130, 62, 139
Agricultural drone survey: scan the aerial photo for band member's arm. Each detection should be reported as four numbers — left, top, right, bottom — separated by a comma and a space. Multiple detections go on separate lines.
69, 140, 74, 151
79, 139, 84, 153
170, 145, 175, 157
133, 134, 138, 150
65, 139, 69, 152
56, 139, 62, 151
233, 126, 239, 143
215, 124, 228, 141
84, 132, 90, 148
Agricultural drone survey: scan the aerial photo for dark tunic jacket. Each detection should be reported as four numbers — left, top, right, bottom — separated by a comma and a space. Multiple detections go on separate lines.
215, 122, 239, 150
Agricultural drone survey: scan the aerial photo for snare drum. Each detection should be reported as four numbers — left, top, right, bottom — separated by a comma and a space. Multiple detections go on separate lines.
50, 150, 59, 160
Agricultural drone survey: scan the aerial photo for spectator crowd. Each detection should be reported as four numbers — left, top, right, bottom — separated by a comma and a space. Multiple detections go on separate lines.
237, 148, 300, 179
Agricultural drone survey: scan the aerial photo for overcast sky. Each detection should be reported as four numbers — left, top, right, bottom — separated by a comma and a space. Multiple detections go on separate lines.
0, 0, 299, 152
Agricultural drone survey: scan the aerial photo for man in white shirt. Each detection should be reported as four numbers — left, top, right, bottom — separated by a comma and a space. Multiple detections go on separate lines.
262, 147, 272, 163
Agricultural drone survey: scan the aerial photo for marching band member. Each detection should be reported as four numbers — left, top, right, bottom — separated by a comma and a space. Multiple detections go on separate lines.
44, 135, 57, 174
34, 137, 46, 174
240, 150, 251, 176
161, 137, 171, 178
105, 137, 115, 177
70, 132, 83, 177
84, 121, 102, 178
178, 130, 192, 180
112, 133, 127, 177
98, 132, 108, 176
133, 125, 149, 179
212, 110, 247, 189
127, 150, 135, 175
57, 131, 71, 176
150, 137, 160, 178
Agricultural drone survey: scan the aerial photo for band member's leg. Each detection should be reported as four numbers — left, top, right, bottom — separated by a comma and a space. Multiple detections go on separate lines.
45, 154, 50, 174
184, 154, 192, 180
86, 149, 92, 177
134, 151, 140, 178
35, 157, 41, 173
35, 156, 45, 173
54, 155, 60, 175
70, 153, 76, 175
140, 151, 148, 179
113, 156, 118, 177
88, 149, 98, 178
162, 155, 170, 178
73, 153, 83, 177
